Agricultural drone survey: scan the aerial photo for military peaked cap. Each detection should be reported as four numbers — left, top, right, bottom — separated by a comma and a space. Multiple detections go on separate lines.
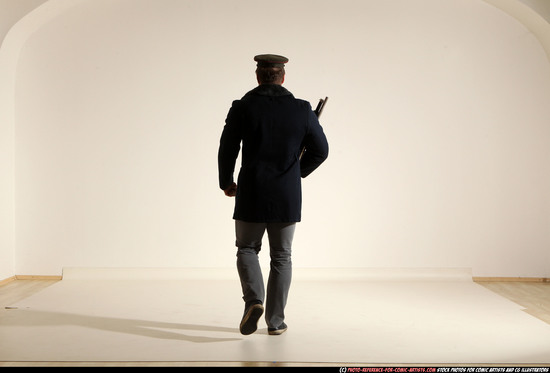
254, 54, 289, 68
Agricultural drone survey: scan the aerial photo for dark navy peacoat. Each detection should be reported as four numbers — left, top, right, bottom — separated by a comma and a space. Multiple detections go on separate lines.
218, 84, 329, 223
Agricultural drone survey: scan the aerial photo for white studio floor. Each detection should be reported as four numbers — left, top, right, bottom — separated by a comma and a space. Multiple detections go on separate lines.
1, 268, 550, 366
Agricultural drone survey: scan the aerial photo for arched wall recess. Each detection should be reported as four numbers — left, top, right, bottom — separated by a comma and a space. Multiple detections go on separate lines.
0, 0, 86, 280
483, 0, 550, 63
1, 0, 550, 278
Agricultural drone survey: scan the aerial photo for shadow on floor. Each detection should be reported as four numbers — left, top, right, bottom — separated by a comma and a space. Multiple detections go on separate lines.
1, 308, 243, 343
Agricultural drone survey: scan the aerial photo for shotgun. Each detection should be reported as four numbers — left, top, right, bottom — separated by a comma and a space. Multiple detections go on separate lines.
314, 96, 328, 117
300, 97, 328, 159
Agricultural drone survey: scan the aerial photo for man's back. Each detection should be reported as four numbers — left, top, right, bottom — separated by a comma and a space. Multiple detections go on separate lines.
218, 84, 328, 223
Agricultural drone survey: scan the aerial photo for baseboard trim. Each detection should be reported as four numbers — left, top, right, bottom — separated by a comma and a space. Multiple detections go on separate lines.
474, 276, 550, 283
14, 275, 63, 281
1, 275, 63, 285
0, 276, 16, 286
2, 274, 548, 284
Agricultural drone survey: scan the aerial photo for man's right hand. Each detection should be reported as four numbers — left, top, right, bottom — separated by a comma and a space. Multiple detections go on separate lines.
224, 182, 237, 197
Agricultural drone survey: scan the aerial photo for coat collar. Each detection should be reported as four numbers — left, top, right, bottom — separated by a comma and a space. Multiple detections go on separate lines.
244, 84, 292, 98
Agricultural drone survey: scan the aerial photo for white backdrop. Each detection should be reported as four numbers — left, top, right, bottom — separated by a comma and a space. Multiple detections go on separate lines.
5, 0, 550, 277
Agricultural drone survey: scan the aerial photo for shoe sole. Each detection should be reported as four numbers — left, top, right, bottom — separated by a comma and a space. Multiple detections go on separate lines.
240, 304, 264, 335
268, 326, 288, 335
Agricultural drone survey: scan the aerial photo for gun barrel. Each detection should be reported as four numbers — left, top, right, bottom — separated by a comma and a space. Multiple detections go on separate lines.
301, 96, 328, 159
314, 97, 328, 117
314, 99, 323, 115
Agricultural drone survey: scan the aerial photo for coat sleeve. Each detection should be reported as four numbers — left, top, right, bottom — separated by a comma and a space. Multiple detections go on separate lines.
300, 108, 329, 178
218, 101, 242, 190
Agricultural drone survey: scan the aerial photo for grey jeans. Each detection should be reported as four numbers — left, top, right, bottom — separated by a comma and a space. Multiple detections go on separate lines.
235, 220, 296, 329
